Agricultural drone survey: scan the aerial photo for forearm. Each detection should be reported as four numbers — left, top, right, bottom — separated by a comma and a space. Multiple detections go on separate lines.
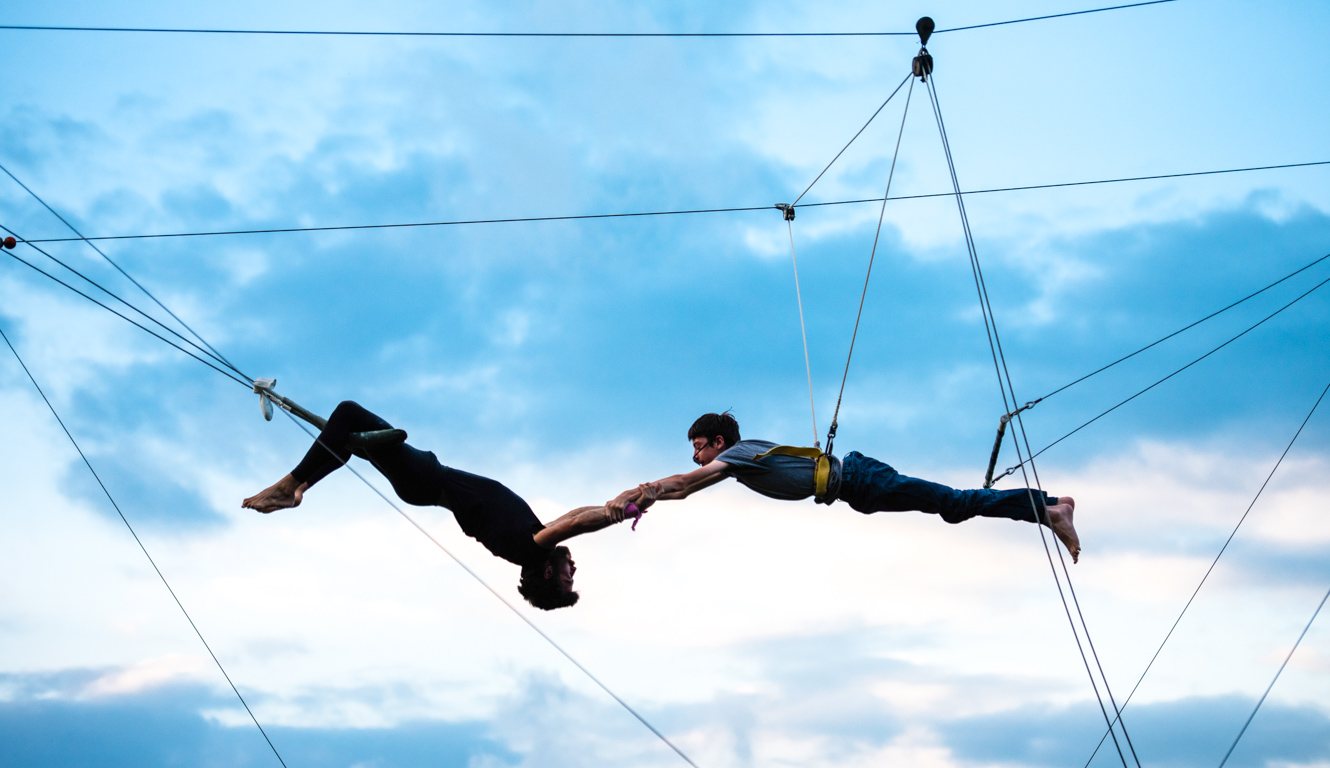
535, 505, 617, 548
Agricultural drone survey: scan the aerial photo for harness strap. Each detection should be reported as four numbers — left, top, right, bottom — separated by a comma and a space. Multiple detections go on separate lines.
753, 445, 833, 502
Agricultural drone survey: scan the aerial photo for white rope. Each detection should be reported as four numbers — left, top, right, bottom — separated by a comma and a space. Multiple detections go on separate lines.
785, 219, 821, 449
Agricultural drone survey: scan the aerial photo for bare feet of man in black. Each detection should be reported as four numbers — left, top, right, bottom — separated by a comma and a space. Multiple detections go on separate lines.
1045, 496, 1080, 563
242, 473, 308, 513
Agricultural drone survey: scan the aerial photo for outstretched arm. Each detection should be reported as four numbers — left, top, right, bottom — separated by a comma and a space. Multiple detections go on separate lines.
606, 460, 730, 516
533, 484, 657, 548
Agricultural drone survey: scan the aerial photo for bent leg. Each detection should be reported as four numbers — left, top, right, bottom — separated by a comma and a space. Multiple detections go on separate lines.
290, 401, 390, 486
289, 401, 445, 505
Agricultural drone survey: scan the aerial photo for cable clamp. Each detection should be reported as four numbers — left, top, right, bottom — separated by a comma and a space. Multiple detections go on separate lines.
775, 203, 796, 221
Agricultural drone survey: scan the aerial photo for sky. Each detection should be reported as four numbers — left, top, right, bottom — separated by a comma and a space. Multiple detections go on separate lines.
1, 1, 1329, 766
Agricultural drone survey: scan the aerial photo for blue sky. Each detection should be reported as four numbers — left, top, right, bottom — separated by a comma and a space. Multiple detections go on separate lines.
2, 1, 1329, 767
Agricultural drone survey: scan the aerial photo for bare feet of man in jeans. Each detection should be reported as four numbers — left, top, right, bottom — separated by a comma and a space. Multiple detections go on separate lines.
1045, 496, 1080, 563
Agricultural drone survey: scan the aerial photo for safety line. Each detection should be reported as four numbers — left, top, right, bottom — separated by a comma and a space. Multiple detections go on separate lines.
824, 74, 914, 453
20, 161, 1327, 246
0, 234, 252, 388
1034, 251, 1330, 406
278, 411, 699, 768
0, 3, 1178, 39
784, 220, 820, 448
925, 72, 1141, 768
996, 271, 1330, 480
1082, 375, 1330, 768
789, 72, 912, 208
0, 162, 251, 383
1217, 585, 1330, 768
0, 322, 288, 768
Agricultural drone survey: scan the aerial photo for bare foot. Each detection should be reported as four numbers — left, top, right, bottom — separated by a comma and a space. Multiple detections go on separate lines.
242, 474, 305, 514
1045, 496, 1080, 563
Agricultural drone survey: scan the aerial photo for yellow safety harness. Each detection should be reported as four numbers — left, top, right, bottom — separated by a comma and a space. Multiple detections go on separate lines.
752, 445, 833, 503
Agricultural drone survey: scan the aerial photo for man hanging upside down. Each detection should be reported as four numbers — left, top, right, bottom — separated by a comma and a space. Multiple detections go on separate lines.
243, 401, 649, 610
607, 412, 1081, 562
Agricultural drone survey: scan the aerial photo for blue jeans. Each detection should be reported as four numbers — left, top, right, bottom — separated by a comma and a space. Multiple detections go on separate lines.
838, 451, 1053, 524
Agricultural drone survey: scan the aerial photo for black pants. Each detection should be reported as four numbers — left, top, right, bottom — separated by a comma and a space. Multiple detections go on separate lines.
291, 400, 446, 505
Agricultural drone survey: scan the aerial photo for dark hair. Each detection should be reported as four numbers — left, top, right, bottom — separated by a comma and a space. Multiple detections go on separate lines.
688, 411, 740, 449
518, 546, 580, 610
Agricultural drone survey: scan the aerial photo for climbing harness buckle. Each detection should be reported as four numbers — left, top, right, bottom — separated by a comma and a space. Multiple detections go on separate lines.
775, 203, 796, 221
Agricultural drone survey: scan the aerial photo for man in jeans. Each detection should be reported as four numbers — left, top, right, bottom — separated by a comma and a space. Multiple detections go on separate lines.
608, 412, 1080, 562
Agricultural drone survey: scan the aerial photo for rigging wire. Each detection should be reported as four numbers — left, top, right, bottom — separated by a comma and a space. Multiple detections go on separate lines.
994, 270, 1330, 482
0, 223, 247, 382
1032, 251, 1330, 407
0, 2, 1178, 39
923, 71, 1141, 768
1217, 585, 1330, 768
823, 74, 915, 454
0, 228, 252, 388
0, 162, 251, 382
19, 160, 1328, 246
278, 411, 700, 768
0, 322, 288, 768
1082, 375, 1330, 767
789, 72, 912, 208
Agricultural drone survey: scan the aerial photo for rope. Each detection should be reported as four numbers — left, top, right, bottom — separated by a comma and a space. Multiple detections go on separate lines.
783, 219, 820, 448
0, 162, 252, 383
994, 270, 1330, 482
0, 322, 288, 768
17, 161, 1328, 246
824, 73, 915, 453
923, 71, 1142, 768
0, 3, 1178, 38
1217, 585, 1330, 768
1082, 375, 1330, 767
279, 411, 700, 767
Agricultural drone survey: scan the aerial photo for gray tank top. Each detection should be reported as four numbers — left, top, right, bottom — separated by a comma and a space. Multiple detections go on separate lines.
714, 440, 841, 503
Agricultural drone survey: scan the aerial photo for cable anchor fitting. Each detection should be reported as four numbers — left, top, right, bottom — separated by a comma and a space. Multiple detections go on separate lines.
982, 399, 1041, 488
912, 17, 935, 81
775, 203, 796, 221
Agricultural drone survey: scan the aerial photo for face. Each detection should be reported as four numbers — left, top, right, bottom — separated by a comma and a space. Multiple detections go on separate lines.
547, 554, 576, 593
692, 436, 725, 466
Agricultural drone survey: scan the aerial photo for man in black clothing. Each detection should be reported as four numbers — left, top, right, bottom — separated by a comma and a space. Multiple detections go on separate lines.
243, 401, 645, 610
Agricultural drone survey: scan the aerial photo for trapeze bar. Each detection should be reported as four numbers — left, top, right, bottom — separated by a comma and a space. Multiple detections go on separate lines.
253, 378, 406, 449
